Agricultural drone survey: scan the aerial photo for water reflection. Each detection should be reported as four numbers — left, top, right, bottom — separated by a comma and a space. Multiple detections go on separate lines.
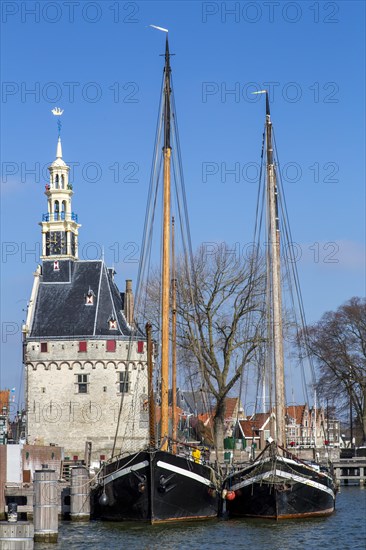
35, 487, 365, 550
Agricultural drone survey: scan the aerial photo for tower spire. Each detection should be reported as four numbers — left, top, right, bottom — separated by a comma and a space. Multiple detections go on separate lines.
40, 109, 81, 260
56, 136, 63, 159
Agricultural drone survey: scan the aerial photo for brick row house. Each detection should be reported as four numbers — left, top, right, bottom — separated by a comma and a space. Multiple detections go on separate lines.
233, 404, 341, 451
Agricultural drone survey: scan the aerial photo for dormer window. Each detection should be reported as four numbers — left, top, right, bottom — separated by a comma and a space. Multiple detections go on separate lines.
53, 260, 60, 271
108, 317, 117, 330
85, 287, 95, 306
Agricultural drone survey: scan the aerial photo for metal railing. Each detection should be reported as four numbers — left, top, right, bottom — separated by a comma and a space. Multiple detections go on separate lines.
42, 212, 78, 222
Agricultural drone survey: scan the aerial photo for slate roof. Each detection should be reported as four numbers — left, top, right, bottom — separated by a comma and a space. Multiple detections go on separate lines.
29, 259, 135, 338
172, 389, 208, 416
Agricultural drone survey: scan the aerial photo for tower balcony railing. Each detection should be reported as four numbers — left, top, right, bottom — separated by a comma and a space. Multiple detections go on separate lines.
42, 212, 78, 222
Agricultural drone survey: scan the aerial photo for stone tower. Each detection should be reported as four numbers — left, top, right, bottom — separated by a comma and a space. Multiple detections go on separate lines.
23, 119, 148, 465
40, 133, 80, 260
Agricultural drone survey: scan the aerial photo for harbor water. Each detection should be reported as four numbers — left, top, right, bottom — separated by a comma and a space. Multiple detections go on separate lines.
35, 487, 365, 550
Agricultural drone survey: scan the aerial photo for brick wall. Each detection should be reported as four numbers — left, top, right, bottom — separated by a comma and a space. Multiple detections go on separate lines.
22, 445, 63, 480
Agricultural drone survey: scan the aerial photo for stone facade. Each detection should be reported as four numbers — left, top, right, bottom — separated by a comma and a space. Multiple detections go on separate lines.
25, 339, 149, 460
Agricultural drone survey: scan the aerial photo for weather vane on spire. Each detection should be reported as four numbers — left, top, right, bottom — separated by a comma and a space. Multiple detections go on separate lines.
51, 107, 64, 137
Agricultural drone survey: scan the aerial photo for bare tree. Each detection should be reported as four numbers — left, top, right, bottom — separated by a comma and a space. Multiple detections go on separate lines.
305, 297, 366, 444
141, 244, 265, 450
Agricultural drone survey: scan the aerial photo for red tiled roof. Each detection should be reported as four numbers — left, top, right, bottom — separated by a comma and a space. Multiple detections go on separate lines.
239, 420, 256, 437
286, 405, 306, 425
0, 390, 10, 412
224, 397, 239, 419
198, 397, 240, 423
197, 413, 213, 427
239, 412, 271, 437
250, 413, 271, 428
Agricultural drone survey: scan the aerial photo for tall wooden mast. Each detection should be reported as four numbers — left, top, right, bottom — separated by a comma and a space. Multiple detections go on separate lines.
160, 36, 172, 450
265, 93, 286, 447
171, 216, 177, 449
146, 323, 156, 448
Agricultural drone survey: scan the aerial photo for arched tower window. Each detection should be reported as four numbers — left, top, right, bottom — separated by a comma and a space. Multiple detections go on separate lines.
54, 200, 59, 221
55, 175, 59, 189
61, 201, 66, 220
61, 174, 65, 189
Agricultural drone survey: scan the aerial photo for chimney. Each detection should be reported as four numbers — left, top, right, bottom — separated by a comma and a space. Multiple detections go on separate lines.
124, 279, 134, 325
108, 267, 116, 280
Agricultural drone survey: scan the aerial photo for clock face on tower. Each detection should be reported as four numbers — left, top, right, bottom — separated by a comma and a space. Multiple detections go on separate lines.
45, 231, 67, 256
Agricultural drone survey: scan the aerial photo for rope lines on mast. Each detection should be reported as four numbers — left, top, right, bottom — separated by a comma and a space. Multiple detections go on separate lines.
240, 103, 318, 439
272, 128, 317, 398
111, 73, 165, 457
169, 73, 217, 443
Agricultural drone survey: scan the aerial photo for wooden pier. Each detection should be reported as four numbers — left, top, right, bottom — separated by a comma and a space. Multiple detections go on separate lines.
332, 457, 366, 485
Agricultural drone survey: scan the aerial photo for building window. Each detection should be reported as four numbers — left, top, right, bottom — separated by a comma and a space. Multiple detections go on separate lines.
106, 340, 116, 352
53, 261, 59, 271
137, 341, 144, 353
109, 318, 117, 330
79, 341, 87, 352
40, 342, 48, 352
76, 374, 88, 394
85, 288, 95, 306
119, 371, 129, 393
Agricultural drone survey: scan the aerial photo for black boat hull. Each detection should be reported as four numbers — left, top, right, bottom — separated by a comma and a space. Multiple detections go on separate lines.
223, 454, 336, 519
92, 449, 219, 523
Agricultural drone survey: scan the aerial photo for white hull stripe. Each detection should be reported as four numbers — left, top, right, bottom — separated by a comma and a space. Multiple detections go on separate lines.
157, 460, 212, 487
231, 469, 335, 499
104, 460, 149, 485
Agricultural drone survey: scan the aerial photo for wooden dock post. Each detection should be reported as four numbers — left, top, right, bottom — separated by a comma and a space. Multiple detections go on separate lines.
0, 521, 34, 549
33, 466, 58, 543
70, 465, 90, 521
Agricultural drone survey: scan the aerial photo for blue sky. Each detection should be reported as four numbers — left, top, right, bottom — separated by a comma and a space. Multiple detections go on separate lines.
1, 1, 365, 405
